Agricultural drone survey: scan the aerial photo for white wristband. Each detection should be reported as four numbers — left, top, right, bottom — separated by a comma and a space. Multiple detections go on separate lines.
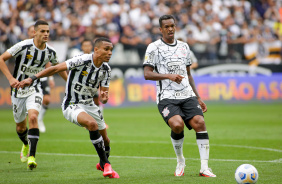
49, 76, 54, 80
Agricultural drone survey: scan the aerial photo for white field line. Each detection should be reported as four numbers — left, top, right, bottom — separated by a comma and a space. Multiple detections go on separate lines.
1, 139, 281, 153
0, 151, 281, 163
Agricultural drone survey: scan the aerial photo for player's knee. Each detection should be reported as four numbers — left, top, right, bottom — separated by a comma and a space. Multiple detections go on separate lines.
194, 119, 206, 132
86, 120, 98, 131
16, 125, 26, 133
29, 114, 38, 123
171, 122, 184, 134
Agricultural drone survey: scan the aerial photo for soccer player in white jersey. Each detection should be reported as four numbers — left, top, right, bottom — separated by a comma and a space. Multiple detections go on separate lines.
80, 39, 107, 126
0, 20, 67, 170
28, 25, 55, 133
143, 15, 216, 177
16, 37, 119, 178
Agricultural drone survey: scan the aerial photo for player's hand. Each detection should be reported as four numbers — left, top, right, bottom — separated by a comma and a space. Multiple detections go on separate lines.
100, 91, 109, 104
15, 78, 33, 89
170, 74, 184, 84
9, 78, 20, 88
198, 98, 207, 113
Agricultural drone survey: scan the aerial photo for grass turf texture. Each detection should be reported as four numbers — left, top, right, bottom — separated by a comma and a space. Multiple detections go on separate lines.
0, 103, 281, 184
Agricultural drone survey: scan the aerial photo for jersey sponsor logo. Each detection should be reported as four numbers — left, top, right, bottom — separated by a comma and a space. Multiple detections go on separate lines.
162, 107, 170, 117
175, 90, 189, 97
26, 54, 33, 59
82, 71, 88, 76
88, 79, 95, 84
73, 82, 97, 96
21, 65, 43, 75
34, 60, 41, 64
15, 86, 36, 98
167, 61, 186, 76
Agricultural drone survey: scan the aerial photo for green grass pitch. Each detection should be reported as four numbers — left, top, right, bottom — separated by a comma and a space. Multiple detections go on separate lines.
0, 103, 281, 184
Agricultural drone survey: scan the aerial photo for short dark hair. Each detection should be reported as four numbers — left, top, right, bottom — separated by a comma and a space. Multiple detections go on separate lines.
82, 39, 93, 46
159, 15, 175, 27
94, 37, 112, 47
34, 20, 49, 29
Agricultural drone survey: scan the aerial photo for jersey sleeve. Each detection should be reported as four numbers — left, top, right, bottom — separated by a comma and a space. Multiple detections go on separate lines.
143, 43, 157, 68
65, 55, 87, 71
100, 65, 111, 88
50, 51, 59, 65
6, 40, 27, 57
185, 43, 192, 66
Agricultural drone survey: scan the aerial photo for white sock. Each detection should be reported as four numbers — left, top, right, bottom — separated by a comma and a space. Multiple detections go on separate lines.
196, 131, 209, 170
171, 137, 185, 162
38, 106, 47, 121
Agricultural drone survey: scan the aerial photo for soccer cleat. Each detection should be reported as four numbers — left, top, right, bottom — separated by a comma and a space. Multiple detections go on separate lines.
27, 156, 37, 170
199, 168, 216, 177
96, 163, 104, 171
109, 170, 119, 178
20, 144, 29, 163
103, 163, 113, 177
38, 119, 46, 133
174, 161, 186, 176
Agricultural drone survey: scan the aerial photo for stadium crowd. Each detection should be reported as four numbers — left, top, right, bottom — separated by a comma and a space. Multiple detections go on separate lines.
0, 0, 281, 64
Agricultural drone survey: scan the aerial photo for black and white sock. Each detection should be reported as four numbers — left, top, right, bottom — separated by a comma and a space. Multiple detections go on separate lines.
196, 131, 209, 170
17, 128, 28, 145
28, 128, 40, 157
89, 130, 110, 167
171, 130, 185, 162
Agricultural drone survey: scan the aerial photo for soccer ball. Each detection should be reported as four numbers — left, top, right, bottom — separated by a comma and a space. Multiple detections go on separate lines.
235, 164, 258, 184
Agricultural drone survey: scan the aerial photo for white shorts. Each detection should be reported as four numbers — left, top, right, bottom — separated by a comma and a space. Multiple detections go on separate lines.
62, 104, 106, 130
11, 92, 43, 123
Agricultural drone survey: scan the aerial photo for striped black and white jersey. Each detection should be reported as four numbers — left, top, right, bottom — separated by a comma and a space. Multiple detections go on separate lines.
7, 39, 58, 98
62, 54, 111, 110
143, 38, 196, 104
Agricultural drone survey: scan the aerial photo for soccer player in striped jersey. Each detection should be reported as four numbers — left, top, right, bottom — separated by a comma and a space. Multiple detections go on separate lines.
28, 25, 55, 133
16, 37, 119, 178
143, 15, 216, 177
0, 20, 67, 170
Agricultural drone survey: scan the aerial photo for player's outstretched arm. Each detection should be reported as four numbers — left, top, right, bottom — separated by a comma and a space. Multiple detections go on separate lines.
144, 66, 184, 84
0, 52, 19, 88
99, 86, 109, 104
16, 62, 68, 89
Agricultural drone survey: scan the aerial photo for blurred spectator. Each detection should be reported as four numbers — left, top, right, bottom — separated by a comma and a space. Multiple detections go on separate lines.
0, 0, 281, 65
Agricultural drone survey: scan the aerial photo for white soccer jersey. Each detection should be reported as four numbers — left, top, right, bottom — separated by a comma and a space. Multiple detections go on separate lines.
7, 39, 58, 98
62, 54, 111, 110
143, 39, 196, 104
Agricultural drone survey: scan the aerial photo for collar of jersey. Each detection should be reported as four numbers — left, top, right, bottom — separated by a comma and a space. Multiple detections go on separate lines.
161, 38, 177, 47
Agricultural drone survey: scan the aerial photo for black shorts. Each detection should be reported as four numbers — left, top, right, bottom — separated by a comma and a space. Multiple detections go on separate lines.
41, 80, 50, 95
157, 97, 204, 130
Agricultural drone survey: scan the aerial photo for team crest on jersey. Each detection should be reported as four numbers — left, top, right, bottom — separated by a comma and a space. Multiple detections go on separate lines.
178, 47, 187, 56
26, 54, 33, 59
162, 107, 170, 117
82, 71, 88, 76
